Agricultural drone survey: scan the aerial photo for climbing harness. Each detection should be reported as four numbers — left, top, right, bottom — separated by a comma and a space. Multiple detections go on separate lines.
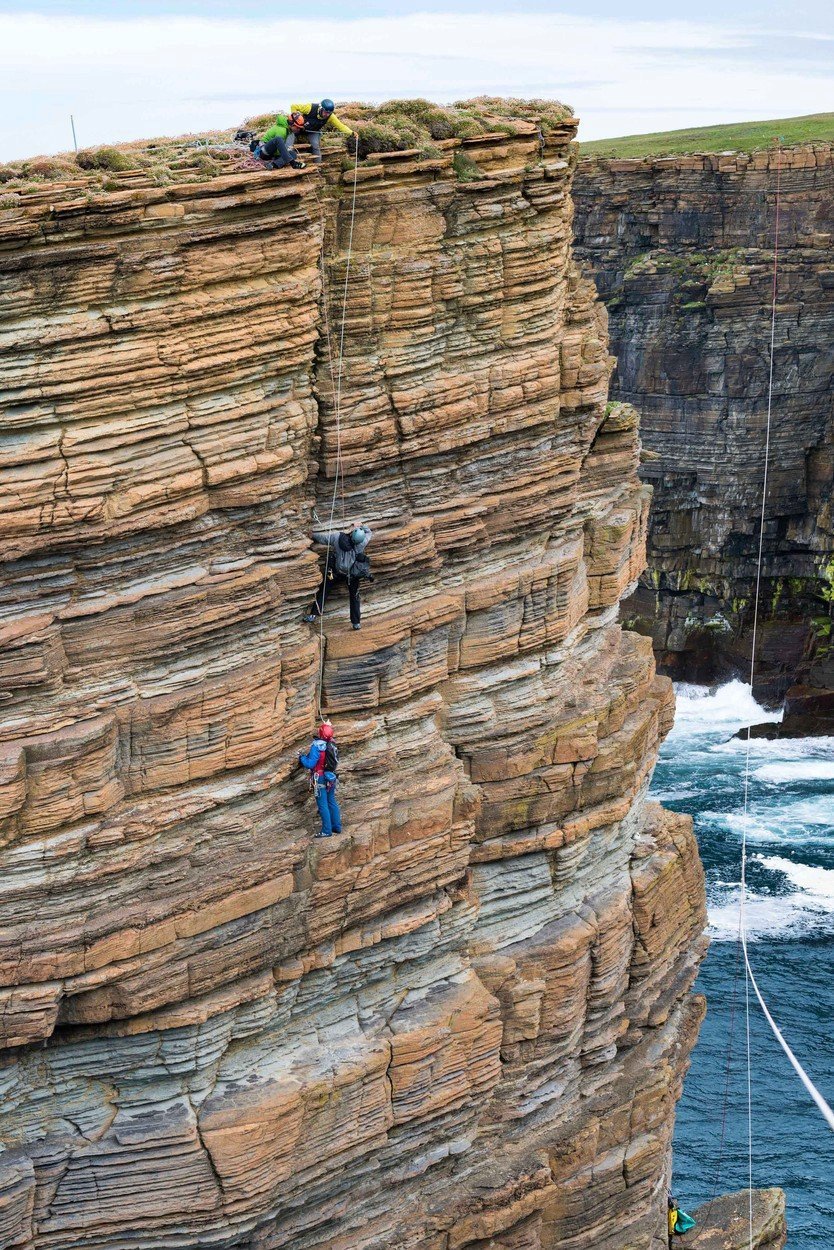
313, 143, 361, 717
737, 142, 834, 1247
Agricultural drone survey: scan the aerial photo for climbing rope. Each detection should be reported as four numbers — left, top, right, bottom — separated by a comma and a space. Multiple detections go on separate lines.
738, 143, 834, 1244
314, 144, 361, 716
695, 932, 743, 1239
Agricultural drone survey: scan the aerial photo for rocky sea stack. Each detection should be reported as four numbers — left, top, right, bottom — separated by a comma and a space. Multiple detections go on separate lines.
0, 105, 783, 1249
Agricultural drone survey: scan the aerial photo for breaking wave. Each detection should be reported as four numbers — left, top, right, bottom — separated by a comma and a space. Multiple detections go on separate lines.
652, 681, 834, 942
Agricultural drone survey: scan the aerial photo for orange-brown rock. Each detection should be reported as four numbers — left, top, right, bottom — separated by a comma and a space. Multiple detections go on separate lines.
0, 113, 708, 1248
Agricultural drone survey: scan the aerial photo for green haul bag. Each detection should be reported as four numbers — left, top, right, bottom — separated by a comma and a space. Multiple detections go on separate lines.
674, 1210, 697, 1235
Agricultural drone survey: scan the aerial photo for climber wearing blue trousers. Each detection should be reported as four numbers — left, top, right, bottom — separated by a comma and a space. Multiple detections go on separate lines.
298, 720, 342, 837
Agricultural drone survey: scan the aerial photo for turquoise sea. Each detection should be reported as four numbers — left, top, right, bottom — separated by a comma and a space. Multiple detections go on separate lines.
656, 683, 834, 1247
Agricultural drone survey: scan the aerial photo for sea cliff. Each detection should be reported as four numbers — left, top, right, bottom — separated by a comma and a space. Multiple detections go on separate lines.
574, 146, 834, 731
1, 113, 729, 1248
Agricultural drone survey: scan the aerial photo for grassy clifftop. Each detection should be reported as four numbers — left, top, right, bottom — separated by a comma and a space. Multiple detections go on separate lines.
0, 97, 571, 197
581, 112, 834, 158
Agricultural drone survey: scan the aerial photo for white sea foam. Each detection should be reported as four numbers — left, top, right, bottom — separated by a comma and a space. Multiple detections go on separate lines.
758, 855, 834, 900
650, 786, 699, 803
710, 888, 834, 940
708, 891, 800, 940
754, 761, 834, 784
708, 892, 831, 940
705, 809, 779, 839
712, 735, 834, 760
709, 797, 834, 845
709, 856, 834, 941
670, 680, 782, 737
765, 796, 834, 827
658, 681, 834, 942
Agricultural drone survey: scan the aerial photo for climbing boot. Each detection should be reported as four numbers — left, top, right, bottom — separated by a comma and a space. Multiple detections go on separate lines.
303, 612, 319, 624
290, 159, 306, 170
352, 622, 361, 631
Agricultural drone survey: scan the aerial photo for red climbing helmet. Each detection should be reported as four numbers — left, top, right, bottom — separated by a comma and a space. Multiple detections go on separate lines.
319, 721, 334, 741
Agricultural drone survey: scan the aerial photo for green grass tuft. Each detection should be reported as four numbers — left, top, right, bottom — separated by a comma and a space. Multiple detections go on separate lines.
76, 145, 136, 172
452, 151, 485, 182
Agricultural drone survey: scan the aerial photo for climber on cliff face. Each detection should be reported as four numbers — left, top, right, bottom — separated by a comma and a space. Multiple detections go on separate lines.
249, 111, 306, 170
305, 525, 373, 631
285, 99, 356, 165
299, 720, 341, 837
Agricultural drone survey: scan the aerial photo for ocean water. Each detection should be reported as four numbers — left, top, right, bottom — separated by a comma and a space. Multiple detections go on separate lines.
654, 682, 834, 1247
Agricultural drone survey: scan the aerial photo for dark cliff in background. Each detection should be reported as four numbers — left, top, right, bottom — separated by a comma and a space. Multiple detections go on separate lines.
573, 146, 834, 732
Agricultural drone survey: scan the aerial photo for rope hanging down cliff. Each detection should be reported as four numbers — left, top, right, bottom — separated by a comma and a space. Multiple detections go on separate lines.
315, 144, 360, 715
738, 144, 834, 1244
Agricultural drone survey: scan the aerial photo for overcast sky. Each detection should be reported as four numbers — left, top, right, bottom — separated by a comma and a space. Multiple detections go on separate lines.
1, 0, 833, 160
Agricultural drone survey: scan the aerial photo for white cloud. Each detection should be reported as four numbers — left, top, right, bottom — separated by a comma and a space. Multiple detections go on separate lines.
1, 10, 832, 159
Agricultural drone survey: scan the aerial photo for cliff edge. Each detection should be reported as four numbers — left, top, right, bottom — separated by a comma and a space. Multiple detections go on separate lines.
0, 114, 710, 1248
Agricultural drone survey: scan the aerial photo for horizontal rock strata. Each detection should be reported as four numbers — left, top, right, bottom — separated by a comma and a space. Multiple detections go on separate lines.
573, 147, 834, 719
0, 119, 707, 1248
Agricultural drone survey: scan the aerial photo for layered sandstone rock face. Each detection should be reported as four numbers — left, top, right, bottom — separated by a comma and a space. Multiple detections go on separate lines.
574, 147, 834, 725
0, 120, 708, 1248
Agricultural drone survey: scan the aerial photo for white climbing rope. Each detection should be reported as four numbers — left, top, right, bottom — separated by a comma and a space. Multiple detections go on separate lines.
315, 143, 361, 715
738, 144, 834, 1246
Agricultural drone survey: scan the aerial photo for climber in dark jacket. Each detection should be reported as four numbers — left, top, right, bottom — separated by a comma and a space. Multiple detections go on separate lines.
298, 720, 341, 837
286, 99, 355, 164
304, 525, 372, 630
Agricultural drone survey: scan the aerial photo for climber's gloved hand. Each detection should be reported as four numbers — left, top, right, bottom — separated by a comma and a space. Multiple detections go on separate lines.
367, 574, 375, 583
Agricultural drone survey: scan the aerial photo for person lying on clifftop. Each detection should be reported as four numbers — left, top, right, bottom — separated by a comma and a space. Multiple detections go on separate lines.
285, 99, 356, 165
250, 112, 306, 170
304, 525, 373, 631
298, 720, 341, 838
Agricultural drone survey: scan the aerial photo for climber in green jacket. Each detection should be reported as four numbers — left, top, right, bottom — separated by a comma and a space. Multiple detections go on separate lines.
250, 112, 306, 170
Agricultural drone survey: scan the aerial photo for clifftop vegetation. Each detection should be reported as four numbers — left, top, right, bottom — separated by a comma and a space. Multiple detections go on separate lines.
0, 97, 571, 199
581, 111, 834, 158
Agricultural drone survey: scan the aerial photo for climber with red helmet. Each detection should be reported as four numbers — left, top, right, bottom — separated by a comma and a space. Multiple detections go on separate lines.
249, 111, 306, 170
299, 720, 342, 837
286, 98, 356, 165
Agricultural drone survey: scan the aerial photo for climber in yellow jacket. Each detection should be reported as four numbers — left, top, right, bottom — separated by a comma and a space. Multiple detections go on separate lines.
286, 99, 355, 164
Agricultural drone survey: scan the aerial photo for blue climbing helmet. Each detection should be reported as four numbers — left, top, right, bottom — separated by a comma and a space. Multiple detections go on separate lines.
320, 98, 335, 113
351, 527, 365, 546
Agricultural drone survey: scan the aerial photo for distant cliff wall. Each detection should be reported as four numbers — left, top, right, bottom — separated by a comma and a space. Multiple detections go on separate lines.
574, 146, 834, 729
0, 119, 711, 1249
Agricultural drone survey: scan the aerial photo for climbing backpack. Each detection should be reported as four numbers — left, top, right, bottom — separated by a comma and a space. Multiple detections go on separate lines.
353, 553, 371, 580
673, 1210, 696, 1236
323, 740, 339, 777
